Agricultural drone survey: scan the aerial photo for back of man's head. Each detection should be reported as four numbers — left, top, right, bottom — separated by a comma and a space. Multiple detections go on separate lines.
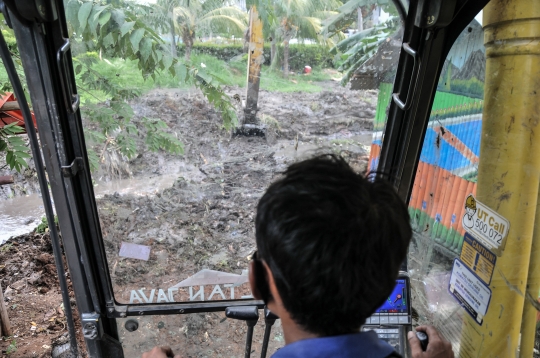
255, 154, 412, 336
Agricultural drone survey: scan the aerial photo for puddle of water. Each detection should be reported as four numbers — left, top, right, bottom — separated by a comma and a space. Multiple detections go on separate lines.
274, 141, 321, 160
93, 174, 179, 198
0, 135, 372, 244
0, 163, 206, 244
0, 194, 45, 244
274, 132, 373, 160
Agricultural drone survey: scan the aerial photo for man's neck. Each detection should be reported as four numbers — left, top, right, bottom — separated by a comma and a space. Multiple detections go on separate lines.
279, 311, 319, 344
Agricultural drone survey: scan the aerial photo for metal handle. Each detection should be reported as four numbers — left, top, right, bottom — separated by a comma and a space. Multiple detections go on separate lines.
392, 42, 419, 110
225, 306, 259, 358
261, 307, 278, 358
56, 40, 80, 113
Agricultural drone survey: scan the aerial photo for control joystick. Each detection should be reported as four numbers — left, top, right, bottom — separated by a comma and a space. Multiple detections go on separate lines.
416, 331, 429, 351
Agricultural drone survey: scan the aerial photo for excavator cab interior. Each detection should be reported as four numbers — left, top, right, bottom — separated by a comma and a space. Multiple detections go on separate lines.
0, 0, 539, 356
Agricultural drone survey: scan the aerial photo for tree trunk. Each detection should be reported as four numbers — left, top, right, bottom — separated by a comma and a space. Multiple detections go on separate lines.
283, 40, 289, 78
185, 36, 193, 62
243, 27, 250, 53
0, 176, 14, 186
0, 284, 12, 337
372, 6, 380, 26
169, 18, 177, 58
357, 7, 363, 31
182, 29, 193, 62
185, 43, 192, 62
270, 36, 276, 64
270, 43, 280, 71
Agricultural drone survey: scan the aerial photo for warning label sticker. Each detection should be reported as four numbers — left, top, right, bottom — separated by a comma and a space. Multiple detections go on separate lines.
449, 259, 492, 325
462, 194, 510, 254
460, 233, 496, 285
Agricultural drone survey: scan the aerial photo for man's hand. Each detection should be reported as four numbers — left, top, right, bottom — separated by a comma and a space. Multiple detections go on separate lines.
408, 325, 454, 358
141, 346, 181, 358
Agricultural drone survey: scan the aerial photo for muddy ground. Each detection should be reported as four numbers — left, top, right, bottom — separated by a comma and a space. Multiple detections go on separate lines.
0, 80, 377, 357
0, 232, 86, 357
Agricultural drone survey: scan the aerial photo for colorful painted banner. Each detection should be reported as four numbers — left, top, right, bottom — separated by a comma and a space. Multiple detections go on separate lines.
368, 83, 483, 254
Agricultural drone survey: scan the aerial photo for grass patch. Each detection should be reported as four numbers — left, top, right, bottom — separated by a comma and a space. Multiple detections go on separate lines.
259, 114, 280, 130
0, 52, 337, 104
259, 68, 335, 93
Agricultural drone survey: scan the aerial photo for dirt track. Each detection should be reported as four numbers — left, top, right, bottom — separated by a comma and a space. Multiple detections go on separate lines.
0, 80, 378, 357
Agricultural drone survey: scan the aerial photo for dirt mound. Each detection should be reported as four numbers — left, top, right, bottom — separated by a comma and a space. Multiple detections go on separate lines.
0, 232, 86, 357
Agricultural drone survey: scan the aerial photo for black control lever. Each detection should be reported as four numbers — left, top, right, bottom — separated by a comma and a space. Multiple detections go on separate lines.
261, 307, 279, 358
416, 331, 429, 351
225, 306, 259, 358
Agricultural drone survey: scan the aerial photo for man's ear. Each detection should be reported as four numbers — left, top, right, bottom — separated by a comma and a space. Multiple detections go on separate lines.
248, 260, 262, 300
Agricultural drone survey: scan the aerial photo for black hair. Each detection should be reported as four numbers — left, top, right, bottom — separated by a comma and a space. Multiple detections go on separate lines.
255, 154, 412, 336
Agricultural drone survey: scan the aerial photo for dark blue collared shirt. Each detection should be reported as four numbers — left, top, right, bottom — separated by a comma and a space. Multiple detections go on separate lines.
271, 331, 400, 358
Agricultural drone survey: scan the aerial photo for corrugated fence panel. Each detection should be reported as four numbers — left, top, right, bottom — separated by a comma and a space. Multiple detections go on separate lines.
369, 14, 485, 255
370, 82, 484, 254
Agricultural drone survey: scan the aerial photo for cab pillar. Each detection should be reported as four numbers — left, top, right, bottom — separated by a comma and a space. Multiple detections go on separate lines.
459, 0, 540, 356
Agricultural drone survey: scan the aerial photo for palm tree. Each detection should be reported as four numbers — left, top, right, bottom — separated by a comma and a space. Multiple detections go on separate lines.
148, 0, 183, 58
148, 0, 248, 61
173, 0, 248, 61
248, 0, 342, 78
322, 0, 398, 85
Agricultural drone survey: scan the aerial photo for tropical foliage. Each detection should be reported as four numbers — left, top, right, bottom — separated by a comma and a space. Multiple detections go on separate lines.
0, 0, 239, 173
0, 0, 405, 175
147, 0, 183, 58
322, 0, 399, 85
0, 123, 30, 173
248, 0, 342, 77
172, 0, 248, 61
147, 0, 248, 61
0, 15, 31, 173
181, 43, 334, 69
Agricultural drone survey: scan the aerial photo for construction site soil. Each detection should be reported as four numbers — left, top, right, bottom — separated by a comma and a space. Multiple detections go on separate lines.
0, 81, 377, 357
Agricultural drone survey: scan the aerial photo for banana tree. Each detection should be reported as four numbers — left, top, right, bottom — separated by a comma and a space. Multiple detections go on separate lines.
247, 0, 342, 77
173, 0, 248, 61
322, 0, 398, 86
148, 0, 184, 58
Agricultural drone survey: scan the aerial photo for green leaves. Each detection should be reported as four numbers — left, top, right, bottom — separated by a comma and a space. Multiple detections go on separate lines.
139, 37, 153, 62
116, 133, 138, 158
129, 29, 145, 53
78, 2, 94, 32
86, 147, 100, 173
111, 8, 126, 27
1, 124, 30, 173
102, 33, 115, 49
322, 0, 390, 38
120, 21, 136, 37
192, 70, 238, 130
327, 16, 399, 86
98, 11, 112, 27
176, 63, 187, 82
162, 54, 173, 71
142, 117, 184, 155
2, 123, 25, 135
54, 0, 239, 173
129, 28, 145, 52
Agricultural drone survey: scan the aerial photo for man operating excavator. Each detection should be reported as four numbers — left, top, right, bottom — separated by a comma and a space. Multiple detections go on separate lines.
143, 154, 453, 358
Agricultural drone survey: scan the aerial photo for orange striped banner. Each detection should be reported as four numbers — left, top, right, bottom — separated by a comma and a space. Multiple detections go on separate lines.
410, 163, 423, 210
368, 144, 381, 172
440, 174, 456, 228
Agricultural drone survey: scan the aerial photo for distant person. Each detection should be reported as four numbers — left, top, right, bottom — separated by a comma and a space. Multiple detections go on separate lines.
143, 154, 453, 358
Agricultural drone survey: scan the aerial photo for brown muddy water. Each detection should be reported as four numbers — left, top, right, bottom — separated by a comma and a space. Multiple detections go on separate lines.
0, 168, 199, 244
